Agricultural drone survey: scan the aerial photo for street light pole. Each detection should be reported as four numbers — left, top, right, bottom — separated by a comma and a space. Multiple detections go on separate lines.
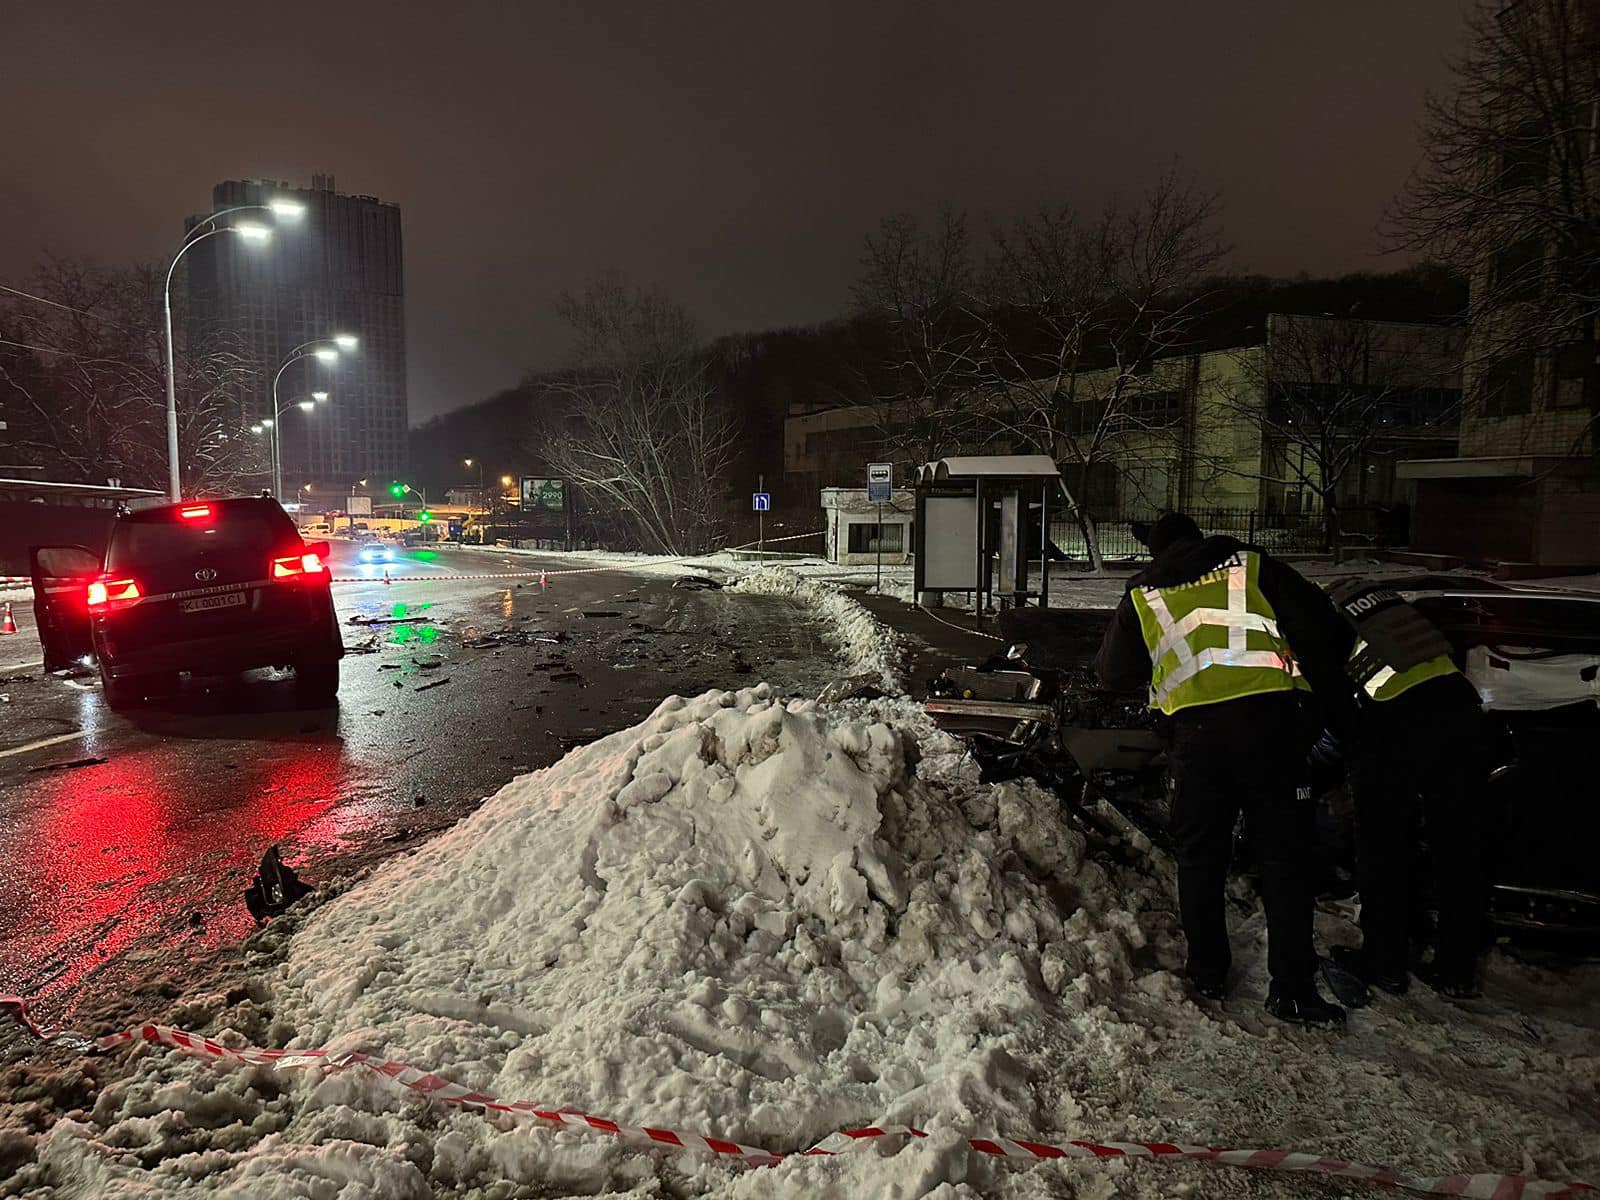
259, 391, 330, 501
270, 338, 351, 497
162, 201, 302, 502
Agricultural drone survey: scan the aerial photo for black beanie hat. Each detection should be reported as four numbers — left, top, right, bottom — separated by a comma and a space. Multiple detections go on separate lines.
1136, 512, 1203, 555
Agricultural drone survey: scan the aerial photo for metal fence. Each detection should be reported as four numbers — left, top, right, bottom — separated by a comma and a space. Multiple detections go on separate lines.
1047, 507, 1343, 561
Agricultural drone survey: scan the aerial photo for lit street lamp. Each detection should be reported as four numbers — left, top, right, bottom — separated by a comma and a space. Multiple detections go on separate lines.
256, 389, 332, 500
269, 336, 356, 497
162, 198, 305, 501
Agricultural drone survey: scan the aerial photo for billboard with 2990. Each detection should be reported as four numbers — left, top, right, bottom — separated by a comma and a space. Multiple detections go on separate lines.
520, 478, 566, 512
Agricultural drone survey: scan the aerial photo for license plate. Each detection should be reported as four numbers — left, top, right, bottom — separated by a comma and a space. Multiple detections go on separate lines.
180, 592, 247, 614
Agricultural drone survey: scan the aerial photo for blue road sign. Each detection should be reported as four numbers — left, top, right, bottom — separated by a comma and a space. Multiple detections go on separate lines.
867, 462, 892, 503
752, 492, 771, 512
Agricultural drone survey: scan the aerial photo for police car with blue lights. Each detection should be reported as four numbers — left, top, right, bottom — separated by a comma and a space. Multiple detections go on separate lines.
357, 542, 397, 565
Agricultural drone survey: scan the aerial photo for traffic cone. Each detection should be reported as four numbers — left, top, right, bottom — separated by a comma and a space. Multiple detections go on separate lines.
1, 603, 15, 635
384, 572, 393, 587
539, 570, 548, 590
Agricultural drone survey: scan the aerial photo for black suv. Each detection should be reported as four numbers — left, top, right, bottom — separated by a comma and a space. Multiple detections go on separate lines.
30, 496, 344, 708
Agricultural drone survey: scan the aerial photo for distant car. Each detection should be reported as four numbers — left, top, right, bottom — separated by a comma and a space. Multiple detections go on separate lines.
30, 496, 344, 709
357, 543, 397, 564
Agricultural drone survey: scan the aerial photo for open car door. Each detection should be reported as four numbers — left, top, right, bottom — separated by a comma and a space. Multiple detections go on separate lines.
29, 545, 100, 672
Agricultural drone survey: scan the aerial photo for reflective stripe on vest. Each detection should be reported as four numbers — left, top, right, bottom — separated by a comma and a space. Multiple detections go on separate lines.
1129, 551, 1298, 715
1350, 638, 1458, 702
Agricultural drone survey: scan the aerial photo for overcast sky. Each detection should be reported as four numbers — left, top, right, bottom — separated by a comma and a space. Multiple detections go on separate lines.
0, 1, 1470, 422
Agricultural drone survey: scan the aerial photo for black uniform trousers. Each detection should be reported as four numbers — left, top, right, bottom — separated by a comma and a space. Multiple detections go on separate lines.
1352, 675, 1486, 984
1167, 692, 1317, 994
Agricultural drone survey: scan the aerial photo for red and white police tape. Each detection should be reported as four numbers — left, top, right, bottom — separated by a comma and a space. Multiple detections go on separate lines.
2, 997, 1593, 1197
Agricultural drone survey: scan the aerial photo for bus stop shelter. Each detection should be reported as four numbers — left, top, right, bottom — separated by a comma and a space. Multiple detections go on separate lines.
912, 455, 1062, 626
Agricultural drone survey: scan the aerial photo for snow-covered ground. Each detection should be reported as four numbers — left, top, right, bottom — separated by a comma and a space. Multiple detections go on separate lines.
6, 545, 1595, 1197
6, 686, 1596, 1199
732, 566, 907, 691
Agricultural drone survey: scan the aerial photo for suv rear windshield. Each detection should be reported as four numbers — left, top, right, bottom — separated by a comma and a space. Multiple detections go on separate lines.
106, 501, 299, 577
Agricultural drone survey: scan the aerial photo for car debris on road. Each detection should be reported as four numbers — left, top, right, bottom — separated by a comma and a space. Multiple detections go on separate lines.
461, 628, 567, 649
243, 846, 312, 922
27, 756, 108, 773
672, 575, 724, 591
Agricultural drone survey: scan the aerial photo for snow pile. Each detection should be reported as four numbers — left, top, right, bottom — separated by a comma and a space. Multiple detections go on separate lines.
16, 687, 1141, 1196
733, 566, 907, 691
10, 689, 1600, 1198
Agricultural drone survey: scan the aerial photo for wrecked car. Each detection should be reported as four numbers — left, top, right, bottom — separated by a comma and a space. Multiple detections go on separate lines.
924, 582, 1600, 939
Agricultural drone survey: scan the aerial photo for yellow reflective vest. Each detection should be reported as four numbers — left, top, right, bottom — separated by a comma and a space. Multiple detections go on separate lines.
1330, 581, 1461, 703
1348, 638, 1458, 702
1129, 550, 1298, 715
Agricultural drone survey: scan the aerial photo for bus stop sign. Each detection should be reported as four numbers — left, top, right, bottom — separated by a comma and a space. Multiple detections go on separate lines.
867, 462, 892, 503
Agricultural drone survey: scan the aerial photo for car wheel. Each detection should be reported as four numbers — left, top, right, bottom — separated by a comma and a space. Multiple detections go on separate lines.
295, 656, 340, 705
99, 661, 141, 711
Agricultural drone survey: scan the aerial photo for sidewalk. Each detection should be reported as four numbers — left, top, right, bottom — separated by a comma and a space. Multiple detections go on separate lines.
846, 583, 1126, 696
850, 591, 1003, 692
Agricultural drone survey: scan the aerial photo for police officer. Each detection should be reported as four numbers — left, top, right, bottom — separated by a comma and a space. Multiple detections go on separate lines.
1326, 579, 1486, 999
1096, 513, 1352, 1024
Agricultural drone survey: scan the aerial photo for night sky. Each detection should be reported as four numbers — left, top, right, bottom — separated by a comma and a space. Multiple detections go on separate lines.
1, 1, 1469, 422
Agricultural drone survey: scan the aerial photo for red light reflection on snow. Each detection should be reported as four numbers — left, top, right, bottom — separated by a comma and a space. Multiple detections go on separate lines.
0, 739, 364, 1010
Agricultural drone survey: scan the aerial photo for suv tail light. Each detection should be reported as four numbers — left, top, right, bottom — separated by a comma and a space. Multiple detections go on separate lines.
272, 551, 327, 580
87, 576, 142, 610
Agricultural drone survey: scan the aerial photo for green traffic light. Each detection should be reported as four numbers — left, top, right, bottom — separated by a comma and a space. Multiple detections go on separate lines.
419, 511, 432, 522
389, 483, 405, 497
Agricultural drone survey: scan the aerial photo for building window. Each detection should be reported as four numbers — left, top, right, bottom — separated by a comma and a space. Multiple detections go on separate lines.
848, 521, 905, 554
1479, 354, 1535, 417
1496, 120, 1548, 192
1492, 237, 1544, 301
1124, 389, 1183, 424
1552, 341, 1597, 410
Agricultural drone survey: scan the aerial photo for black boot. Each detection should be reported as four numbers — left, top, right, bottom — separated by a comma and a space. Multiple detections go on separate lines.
1330, 945, 1409, 995
1266, 984, 1346, 1026
1186, 972, 1227, 1002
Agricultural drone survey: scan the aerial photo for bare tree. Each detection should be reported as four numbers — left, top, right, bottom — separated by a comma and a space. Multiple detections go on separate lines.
0, 258, 264, 493
539, 275, 737, 554
979, 170, 1229, 569
1202, 315, 1465, 551
851, 209, 987, 473
1388, 0, 1600, 372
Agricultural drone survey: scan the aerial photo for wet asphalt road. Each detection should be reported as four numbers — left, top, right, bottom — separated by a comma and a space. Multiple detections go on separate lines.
0, 543, 836, 1022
